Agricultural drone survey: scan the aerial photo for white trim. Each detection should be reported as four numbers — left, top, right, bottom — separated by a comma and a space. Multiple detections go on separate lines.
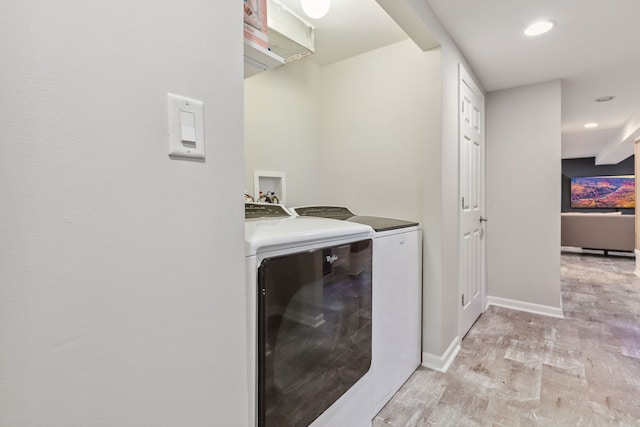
486, 296, 564, 319
635, 249, 640, 277
421, 336, 461, 373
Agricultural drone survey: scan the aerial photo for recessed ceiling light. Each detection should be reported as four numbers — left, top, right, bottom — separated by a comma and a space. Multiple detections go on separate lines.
524, 20, 555, 36
595, 96, 615, 102
584, 123, 599, 128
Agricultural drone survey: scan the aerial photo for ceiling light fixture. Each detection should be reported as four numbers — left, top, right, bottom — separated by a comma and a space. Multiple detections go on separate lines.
584, 122, 599, 128
595, 96, 615, 102
301, 0, 331, 19
524, 20, 555, 36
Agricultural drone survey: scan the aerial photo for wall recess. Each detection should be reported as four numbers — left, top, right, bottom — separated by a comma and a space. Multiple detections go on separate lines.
253, 170, 286, 204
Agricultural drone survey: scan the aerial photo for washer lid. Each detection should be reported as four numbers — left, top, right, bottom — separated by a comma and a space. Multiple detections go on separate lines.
346, 215, 419, 232
292, 205, 419, 232
245, 216, 372, 256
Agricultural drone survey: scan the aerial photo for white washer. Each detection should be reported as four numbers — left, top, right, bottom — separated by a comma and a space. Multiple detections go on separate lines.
292, 206, 423, 416
245, 203, 375, 427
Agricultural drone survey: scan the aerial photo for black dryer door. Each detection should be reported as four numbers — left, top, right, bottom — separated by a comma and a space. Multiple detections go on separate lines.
257, 239, 373, 427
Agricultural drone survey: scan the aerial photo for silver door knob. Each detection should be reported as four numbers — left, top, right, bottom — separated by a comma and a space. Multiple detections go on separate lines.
480, 216, 488, 222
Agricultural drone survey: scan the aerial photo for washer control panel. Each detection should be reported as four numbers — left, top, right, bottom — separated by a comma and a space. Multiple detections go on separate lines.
245, 203, 291, 219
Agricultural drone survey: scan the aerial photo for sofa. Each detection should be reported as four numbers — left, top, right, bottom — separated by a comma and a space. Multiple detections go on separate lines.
561, 212, 635, 253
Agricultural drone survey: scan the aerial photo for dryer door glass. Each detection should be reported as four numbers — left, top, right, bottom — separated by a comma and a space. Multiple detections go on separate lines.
257, 239, 372, 427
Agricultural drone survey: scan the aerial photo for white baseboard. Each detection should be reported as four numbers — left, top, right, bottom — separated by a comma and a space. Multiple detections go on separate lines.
421, 336, 461, 373
636, 250, 640, 277
486, 296, 564, 319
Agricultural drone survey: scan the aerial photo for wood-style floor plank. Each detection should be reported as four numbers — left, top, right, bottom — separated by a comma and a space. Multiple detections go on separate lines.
374, 252, 640, 426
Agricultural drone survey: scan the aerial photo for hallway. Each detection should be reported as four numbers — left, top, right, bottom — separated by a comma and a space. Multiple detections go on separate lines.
374, 253, 640, 426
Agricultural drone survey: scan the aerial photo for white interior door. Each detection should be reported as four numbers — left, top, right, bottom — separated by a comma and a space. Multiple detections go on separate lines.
459, 64, 486, 338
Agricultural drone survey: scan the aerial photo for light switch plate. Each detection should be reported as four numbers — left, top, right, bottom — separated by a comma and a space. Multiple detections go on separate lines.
168, 93, 205, 159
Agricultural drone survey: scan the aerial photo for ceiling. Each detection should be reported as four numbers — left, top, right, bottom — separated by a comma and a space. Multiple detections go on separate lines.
275, 0, 640, 163
276, 0, 408, 66
426, 0, 640, 162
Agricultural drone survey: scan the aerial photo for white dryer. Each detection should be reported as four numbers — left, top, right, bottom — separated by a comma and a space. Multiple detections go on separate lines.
245, 203, 375, 427
292, 206, 423, 416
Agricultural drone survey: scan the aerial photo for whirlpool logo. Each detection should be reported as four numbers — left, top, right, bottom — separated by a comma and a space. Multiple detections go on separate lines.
325, 254, 338, 264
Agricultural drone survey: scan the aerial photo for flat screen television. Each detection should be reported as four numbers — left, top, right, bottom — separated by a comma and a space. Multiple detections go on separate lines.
570, 175, 635, 209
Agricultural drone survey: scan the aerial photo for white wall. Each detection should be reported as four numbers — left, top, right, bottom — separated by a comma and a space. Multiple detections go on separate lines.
486, 80, 563, 309
319, 40, 441, 222
0, 2, 248, 426
245, 40, 441, 222
318, 41, 445, 364
244, 59, 323, 206
378, 0, 485, 358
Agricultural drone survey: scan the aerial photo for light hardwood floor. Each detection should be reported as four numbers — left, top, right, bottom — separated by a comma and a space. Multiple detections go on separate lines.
374, 252, 640, 426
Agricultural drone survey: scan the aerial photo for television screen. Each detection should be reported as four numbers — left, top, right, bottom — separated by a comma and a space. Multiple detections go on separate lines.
570, 175, 635, 209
